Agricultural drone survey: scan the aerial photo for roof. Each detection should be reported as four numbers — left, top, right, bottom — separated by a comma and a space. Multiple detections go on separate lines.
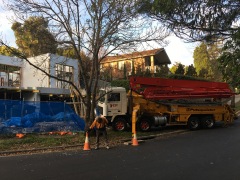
101, 48, 171, 64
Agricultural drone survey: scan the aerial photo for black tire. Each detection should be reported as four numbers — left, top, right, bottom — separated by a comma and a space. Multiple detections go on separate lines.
201, 116, 215, 129
187, 116, 200, 130
112, 117, 127, 131
138, 118, 152, 132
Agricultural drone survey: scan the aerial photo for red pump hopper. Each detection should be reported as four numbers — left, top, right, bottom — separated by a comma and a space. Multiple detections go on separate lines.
129, 76, 234, 100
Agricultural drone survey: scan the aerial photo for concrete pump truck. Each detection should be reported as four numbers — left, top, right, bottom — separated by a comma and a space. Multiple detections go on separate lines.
97, 76, 236, 132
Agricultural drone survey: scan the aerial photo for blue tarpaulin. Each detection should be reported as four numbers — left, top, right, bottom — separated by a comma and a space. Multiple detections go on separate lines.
0, 100, 85, 134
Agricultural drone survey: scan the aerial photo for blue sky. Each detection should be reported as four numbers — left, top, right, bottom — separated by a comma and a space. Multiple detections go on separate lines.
0, 4, 197, 67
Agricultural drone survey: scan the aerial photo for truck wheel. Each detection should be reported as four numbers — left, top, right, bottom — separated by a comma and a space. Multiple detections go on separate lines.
201, 116, 215, 129
138, 119, 151, 132
187, 117, 200, 130
112, 118, 127, 131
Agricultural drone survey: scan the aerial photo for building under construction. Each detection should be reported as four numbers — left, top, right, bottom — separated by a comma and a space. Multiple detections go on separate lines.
0, 54, 79, 102
0, 54, 85, 134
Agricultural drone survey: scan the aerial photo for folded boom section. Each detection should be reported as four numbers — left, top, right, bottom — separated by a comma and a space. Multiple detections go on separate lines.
129, 76, 234, 100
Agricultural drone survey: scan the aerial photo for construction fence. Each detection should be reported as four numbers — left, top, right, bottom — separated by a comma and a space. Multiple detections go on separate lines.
0, 100, 85, 134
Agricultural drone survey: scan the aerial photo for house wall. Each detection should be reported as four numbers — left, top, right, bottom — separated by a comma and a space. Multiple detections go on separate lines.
22, 54, 50, 88
22, 53, 79, 88
102, 56, 148, 78
101, 53, 164, 78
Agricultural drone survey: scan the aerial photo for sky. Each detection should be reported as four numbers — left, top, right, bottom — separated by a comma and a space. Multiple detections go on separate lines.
164, 36, 198, 66
0, 5, 197, 67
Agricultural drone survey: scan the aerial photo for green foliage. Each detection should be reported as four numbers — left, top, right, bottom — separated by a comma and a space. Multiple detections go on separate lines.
139, 0, 240, 42
193, 43, 208, 74
218, 29, 240, 88
136, 64, 144, 76
193, 42, 223, 81
167, 74, 208, 81
174, 63, 185, 75
57, 47, 77, 59
185, 64, 197, 77
198, 68, 208, 79
144, 68, 152, 77
111, 80, 130, 91
101, 67, 112, 82
169, 63, 178, 74
207, 44, 223, 81
0, 46, 19, 56
155, 65, 170, 77
11, 16, 57, 57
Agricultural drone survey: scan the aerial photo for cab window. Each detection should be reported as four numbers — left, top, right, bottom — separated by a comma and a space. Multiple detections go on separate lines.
108, 93, 120, 101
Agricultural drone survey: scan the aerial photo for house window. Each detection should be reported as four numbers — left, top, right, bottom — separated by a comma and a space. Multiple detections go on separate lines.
55, 64, 73, 89
145, 56, 151, 66
0, 64, 21, 87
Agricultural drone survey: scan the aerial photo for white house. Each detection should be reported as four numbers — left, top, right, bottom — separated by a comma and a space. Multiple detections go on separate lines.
0, 54, 79, 101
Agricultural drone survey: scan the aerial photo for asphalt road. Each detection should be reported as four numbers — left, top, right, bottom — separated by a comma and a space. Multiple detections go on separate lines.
1, 120, 240, 180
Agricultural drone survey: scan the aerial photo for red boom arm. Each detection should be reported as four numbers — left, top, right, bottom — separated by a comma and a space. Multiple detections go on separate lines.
129, 76, 234, 100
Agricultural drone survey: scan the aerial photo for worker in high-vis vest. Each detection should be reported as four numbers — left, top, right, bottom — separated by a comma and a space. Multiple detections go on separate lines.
89, 115, 109, 150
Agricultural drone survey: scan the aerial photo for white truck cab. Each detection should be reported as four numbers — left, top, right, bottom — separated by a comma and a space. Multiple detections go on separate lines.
98, 87, 127, 117
97, 87, 130, 130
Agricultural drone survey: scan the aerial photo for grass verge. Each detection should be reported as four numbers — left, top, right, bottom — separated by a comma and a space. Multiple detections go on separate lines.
0, 127, 179, 152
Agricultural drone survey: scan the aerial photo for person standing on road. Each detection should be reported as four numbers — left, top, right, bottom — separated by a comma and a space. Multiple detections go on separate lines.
89, 115, 109, 150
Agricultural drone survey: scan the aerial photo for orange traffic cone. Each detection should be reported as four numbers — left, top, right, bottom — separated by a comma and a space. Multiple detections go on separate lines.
83, 132, 91, 150
132, 132, 139, 146
16, 133, 25, 138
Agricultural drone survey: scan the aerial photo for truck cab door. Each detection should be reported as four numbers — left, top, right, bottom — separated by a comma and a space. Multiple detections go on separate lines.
107, 92, 122, 116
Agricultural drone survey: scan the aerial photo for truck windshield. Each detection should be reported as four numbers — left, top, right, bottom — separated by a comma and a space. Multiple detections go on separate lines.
99, 90, 106, 103
107, 93, 120, 101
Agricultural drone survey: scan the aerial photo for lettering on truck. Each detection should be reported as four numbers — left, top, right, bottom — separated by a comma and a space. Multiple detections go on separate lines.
186, 108, 216, 112
110, 104, 118, 108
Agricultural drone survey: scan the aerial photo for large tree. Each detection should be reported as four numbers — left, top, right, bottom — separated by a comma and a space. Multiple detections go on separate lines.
193, 42, 223, 81
193, 42, 208, 75
218, 29, 240, 88
207, 43, 223, 81
139, 0, 240, 42
11, 16, 57, 57
138, 0, 240, 84
1, 0, 169, 125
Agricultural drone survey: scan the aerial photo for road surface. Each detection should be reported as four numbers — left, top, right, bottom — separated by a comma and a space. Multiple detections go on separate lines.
1, 120, 240, 180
